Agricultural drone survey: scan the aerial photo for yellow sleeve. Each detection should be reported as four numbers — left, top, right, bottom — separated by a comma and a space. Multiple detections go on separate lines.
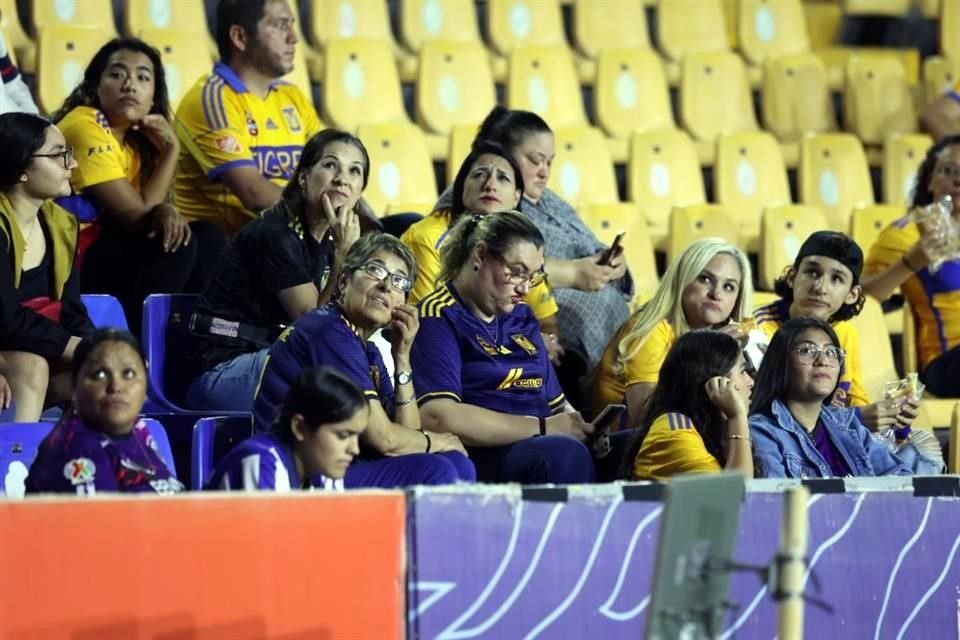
174, 76, 256, 179
58, 107, 129, 191
526, 280, 559, 319
622, 320, 675, 386
863, 217, 917, 276
290, 86, 322, 137
402, 216, 443, 304
633, 413, 722, 480
834, 321, 869, 406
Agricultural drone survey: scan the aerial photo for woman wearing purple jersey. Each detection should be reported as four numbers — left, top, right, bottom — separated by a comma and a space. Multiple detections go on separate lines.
26, 328, 183, 495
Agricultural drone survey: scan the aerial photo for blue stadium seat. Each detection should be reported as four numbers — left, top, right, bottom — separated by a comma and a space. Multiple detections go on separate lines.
0, 418, 176, 497
190, 415, 254, 490
81, 294, 128, 330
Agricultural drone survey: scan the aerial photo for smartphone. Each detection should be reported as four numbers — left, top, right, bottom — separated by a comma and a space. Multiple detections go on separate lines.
598, 231, 626, 266
591, 403, 627, 433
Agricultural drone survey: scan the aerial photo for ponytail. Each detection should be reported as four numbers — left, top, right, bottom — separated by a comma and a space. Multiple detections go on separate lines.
438, 210, 544, 285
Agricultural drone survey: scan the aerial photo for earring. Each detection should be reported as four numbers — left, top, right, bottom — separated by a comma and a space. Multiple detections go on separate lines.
473, 264, 480, 271
19, 175, 27, 183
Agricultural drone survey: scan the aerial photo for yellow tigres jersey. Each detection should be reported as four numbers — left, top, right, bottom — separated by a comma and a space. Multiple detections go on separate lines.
401, 208, 559, 319
592, 318, 675, 415
632, 412, 722, 480
173, 62, 321, 235
58, 106, 141, 193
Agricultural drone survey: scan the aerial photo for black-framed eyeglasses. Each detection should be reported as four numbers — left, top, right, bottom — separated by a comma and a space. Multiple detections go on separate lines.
493, 254, 546, 288
31, 147, 74, 169
791, 344, 845, 365
360, 262, 412, 293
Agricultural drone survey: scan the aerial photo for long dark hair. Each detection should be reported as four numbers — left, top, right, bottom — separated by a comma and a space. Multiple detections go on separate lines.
620, 330, 743, 479
0, 113, 52, 190
437, 210, 544, 284
72, 328, 146, 384
280, 129, 370, 217
273, 366, 368, 441
911, 134, 960, 208
749, 316, 843, 417
51, 37, 171, 180
451, 140, 525, 218
473, 106, 552, 157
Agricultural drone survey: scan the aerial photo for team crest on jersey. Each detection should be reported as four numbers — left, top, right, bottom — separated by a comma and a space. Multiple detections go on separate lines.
370, 366, 381, 390
511, 334, 538, 356
64, 458, 96, 485
281, 107, 302, 132
215, 135, 242, 153
477, 335, 511, 356
245, 112, 259, 136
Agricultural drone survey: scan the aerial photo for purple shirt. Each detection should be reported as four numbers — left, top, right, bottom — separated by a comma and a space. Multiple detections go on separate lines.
205, 432, 341, 491
810, 420, 853, 477
25, 416, 183, 495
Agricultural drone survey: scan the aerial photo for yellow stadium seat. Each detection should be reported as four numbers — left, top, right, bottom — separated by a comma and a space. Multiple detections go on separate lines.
799, 133, 874, 231
139, 30, 215, 113
738, 0, 809, 68
722, 0, 739, 49
679, 51, 758, 165
882, 134, 933, 206
804, 0, 842, 50
843, 0, 910, 15
506, 45, 586, 128
849, 204, 902, 263
571, 0, 649, 59
715, 131, 792, 250
656, 0, 729, 84
357, 123, 438, 216
843, 54, 917, 146
486, 0, 566, 56
849, 296, 900, 403
36, 27, 112, 115
415, 40, 495, 136
951, 403, 960, 472
321, 38, 407, 131
548, 125, 619, 206
0, 0, 34, 72
922, 55, 959, 106
902, 301, 959, 428
758, 205, 830, 290
944, 0, 959, 63
399, 0, 481, 53
627, 129, 706, 247
817, 45, 920, 92
32, 0, 117, 37
761, 52, 835, 166
593, 48, 673, 141
446, 122, 479, 183
124, 0, 215, 57
579, 202, 658, 299
666, 205, 740, 264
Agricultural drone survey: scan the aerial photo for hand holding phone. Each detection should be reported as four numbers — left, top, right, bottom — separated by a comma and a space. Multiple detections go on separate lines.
597, 231, 625, 267
588, 404, 626, 459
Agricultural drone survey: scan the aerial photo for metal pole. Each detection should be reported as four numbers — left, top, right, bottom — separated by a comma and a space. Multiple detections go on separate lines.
777, 485, 809, 640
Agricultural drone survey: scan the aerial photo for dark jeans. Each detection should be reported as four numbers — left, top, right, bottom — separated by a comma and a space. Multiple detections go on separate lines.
921, 345, 960, 397
343, 451, 475, 488
81, 221, 226, 335
468, 435, 596, 484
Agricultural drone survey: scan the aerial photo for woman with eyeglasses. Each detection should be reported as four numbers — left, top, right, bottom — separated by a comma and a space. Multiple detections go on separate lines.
52, 38, 225, 335
411, 211, 598, 484
0, 112, 94, 422
862, 135, 960, 397
748, 316, 927, 478
185, 129, 369, 412
251, 232, 475, 488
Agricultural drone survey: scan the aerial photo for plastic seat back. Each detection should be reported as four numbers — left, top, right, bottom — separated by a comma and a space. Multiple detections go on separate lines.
142, 294, 198, 412
400, 0, 481, 53
36, 26, 112, 115
549, 125, 620, 206
358, 123, 438, 215
882, 133, 933, 206
0, 422, 53, 498
737, 0, 809, 66
81, 294, 129, 330
656, 0, 729, 62
486, 0, 566, 56
758, 205, 830, 290
680, 50, 757, 145
666, 205, 740, 264
572, 0, 649, 59
506, 45, 587, 128
322, 37, 406, 130
761, 52, 836, 143
594, 48, 673, 140
799, 132, 874, 231
416, 40, 495, 135
190, 415, 254, 490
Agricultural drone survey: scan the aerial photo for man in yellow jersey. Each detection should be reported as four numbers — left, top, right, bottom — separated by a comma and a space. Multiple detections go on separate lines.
174, 0, 321, 235
920, 78, 960, 142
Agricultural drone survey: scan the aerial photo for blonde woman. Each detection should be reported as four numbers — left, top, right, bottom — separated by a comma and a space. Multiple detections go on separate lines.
592, 239, 754, 429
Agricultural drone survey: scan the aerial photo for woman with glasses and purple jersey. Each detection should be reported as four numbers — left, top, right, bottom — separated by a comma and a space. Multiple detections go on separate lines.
251, 232, 475, 488
748, 316, 939, 478
0, 113, 94, 422
411, 211, 599, 484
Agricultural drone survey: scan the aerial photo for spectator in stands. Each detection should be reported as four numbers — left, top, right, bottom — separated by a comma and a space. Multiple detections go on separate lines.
402, 141, 562, 365
53, 38, 225, 336
620, 330, 754, 481
920, 79, 959, 142
26, 328, 183, 495
862, 135, 960, 397
0, 113, 94, 422
755, 231, 917, 430
592, 238, 753, 430
252, 232, 475, 487
207, 367, 367, 491
174, 0, 322, 235
185, 129, 366, 411
0, 24, 38, 115
748, 317, 930, 478
434, 107, 633, 376
412, 211, 597, 484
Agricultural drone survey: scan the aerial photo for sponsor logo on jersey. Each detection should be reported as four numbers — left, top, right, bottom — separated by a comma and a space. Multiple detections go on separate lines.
64, 457, 96, 485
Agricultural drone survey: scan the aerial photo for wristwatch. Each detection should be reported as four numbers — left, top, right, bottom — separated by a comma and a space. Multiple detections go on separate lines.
396, 370, 413, 385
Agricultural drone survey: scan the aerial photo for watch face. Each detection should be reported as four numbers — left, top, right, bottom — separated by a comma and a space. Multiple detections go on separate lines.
397, 371, 411, 385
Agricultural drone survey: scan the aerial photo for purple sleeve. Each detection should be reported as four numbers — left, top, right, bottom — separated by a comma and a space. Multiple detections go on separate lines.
410, 314, 463, 404
304, 321, 380, 399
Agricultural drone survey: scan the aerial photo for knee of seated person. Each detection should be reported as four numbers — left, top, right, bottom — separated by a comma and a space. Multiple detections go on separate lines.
419, 453, 473, 485
435, 451, 476, 482
535, 435, 595, 483
5, 352, 50, 391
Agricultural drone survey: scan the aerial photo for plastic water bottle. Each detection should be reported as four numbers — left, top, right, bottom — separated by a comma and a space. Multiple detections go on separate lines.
912, 195, 956, 273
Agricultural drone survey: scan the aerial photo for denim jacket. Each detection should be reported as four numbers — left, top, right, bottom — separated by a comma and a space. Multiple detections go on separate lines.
749, 400, 913, 478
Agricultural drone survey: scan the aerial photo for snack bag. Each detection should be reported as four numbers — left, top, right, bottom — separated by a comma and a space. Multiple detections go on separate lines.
874, 373, 944, 473
911, 195, 957, 273
883, 372, 925, 442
